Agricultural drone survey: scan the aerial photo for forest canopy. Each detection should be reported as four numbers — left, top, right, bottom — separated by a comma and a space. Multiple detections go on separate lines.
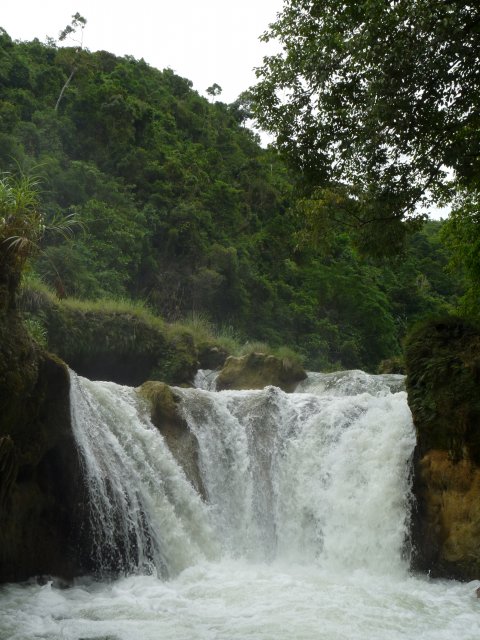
0, 25, 466, 370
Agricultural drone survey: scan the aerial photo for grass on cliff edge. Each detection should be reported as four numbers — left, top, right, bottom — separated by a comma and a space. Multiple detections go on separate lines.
19, 276, 305, 366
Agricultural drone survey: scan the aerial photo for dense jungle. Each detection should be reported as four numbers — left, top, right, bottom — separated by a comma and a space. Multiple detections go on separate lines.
0, 25, 468, 373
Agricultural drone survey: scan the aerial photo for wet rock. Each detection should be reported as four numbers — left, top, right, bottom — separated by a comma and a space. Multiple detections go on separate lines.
216, 352, 307, 392
139, 381, 205, 498
0, 319, 84, 582
0, 436, 18, 510
0, 250, 86, 582
197, 344, 228, 370
406, 316, 480, 580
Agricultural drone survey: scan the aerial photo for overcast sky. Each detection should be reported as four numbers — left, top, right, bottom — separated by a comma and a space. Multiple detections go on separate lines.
1, 0, 283, 104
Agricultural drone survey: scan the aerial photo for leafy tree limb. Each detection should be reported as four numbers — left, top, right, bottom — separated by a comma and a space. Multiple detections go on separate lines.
252, 0, 480, 233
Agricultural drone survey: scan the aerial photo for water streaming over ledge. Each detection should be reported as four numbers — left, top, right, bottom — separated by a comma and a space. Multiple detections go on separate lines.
2, 370, 480, 640
69, 369, 414, 577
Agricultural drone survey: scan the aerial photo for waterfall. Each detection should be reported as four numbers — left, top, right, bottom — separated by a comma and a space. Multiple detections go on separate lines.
70, 369, 415, 578
69, 372, 217, 578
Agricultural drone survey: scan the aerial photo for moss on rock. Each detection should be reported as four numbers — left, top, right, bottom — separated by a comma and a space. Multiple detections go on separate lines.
405, 316, 480, 462
0, 249, 88, 582
139, 381, 205, 498
216, 352, 307, 392
197, 343, 229, 370
405, 316, 480, 580
0, 310, 85, 581
23, 292, 199, 386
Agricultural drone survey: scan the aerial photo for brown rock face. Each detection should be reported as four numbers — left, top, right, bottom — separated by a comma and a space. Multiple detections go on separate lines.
216, 352, 307, 392
406, 317, 480, 580
411, 450, 480, 579
139, 381, 205, 498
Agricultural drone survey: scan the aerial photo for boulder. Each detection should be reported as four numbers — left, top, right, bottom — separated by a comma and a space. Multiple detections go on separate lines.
405, 316, 480, 580
47, 307, 199, 387
216, 352, 307, 392
197, 343, 228, 370
139, 381, 205, 498
19, 289, 199, 387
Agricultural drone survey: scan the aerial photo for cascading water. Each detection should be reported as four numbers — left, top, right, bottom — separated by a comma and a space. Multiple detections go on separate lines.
69, 372, 217, 577
69, 369, 414, 575
2, 370, 480, 640
176, 376, 414, 572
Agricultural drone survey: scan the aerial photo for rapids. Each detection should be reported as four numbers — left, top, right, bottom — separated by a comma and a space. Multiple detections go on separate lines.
1, 370, 479, 640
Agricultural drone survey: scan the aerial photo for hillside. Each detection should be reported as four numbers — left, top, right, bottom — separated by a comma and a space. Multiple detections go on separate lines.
0, 28, 464, 371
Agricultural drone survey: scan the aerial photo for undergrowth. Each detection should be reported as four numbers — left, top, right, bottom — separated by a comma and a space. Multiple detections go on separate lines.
19, 276, 305, 368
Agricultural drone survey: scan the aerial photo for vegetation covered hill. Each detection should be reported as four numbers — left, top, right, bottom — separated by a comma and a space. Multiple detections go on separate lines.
0, 27, 464, 371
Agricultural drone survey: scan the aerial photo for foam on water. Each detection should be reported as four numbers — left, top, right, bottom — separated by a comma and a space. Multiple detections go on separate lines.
1, 565, 480, 640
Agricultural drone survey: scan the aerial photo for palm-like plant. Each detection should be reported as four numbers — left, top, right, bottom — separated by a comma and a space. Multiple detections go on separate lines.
0, 172, 78, 272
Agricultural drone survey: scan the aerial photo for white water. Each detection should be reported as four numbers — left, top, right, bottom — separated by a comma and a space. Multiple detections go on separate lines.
1, 371, 479, 640
68, 374, 216, 578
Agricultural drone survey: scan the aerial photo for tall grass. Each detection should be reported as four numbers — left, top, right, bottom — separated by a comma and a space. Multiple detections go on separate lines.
19, 281, 304, 367
239, 341, 304, 366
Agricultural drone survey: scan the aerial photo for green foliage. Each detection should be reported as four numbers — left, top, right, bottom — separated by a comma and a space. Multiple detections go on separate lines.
252, 0, 480, 243
441, 191, 480, 316
0, 172, 79, 283
0, 173, 43, 269
0, 29, 465, 372
23, 314, 48, 347
168, 312, 219, 345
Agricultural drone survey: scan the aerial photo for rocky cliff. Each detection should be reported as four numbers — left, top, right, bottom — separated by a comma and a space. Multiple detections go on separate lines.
0, 259, 86, 582
405, 316, 480, 580
20, 288, 199, 387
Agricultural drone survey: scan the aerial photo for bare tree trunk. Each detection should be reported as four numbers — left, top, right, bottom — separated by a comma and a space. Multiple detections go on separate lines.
55, 68, 76, 112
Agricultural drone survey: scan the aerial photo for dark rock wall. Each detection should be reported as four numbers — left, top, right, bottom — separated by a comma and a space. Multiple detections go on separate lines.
0, 250, 87, 582
0, 314, 86, 582
406, 316, 480, 580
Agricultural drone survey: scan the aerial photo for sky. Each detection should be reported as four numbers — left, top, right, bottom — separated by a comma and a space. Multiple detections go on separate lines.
1, 0, 283, 104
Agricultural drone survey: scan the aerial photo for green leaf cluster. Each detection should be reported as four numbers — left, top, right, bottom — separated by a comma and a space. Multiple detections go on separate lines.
252, 0, 480, 245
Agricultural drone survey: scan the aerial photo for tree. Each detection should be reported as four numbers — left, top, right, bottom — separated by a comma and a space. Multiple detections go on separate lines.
0, 173, 45, 272
206, 83, 222, 101
55, 12, 87, 111
252, 0, 480, 240
0, 172, 78, 294
441, 190, 480, 315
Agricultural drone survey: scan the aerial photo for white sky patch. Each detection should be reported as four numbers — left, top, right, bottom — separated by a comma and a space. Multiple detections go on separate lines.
1, 0, 283, 104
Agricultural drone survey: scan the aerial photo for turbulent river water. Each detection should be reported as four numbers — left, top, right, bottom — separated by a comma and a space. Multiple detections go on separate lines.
1, 370, 479, 640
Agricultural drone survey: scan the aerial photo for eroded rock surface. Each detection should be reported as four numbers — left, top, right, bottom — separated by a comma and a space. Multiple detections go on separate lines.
0, 316, 84, 582
139, 381, 205, 498
216, 352, 306, 392
406, 317, 480, 580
